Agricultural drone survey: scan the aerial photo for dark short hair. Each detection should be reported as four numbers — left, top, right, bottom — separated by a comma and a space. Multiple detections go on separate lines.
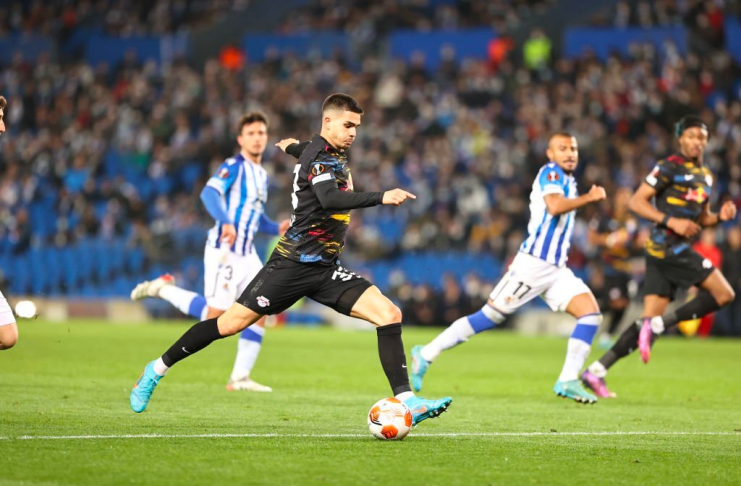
548, 132, 575, 145
322, 93, 364, 115
674, 115, 708, 138
238, 112, 269, 134
0, 96, 6, 110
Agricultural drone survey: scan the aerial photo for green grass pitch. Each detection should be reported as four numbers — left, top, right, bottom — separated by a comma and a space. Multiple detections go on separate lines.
1, 320, 740, 485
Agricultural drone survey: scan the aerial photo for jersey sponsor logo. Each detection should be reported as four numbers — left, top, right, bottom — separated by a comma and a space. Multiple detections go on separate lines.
311, 164, 325, 176
684, 174, 694, 181
256, 296, 270, 308
702, 258, 713, 269
546, 171, 560, 182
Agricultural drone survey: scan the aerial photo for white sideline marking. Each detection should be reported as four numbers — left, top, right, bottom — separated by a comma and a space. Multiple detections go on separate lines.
0, 431, 736, 441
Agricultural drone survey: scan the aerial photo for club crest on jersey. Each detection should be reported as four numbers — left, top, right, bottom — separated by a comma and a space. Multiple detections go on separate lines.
685, 187, 708, 203
218, 167, 230, 179
312, 164, 325, 176
257, 296, 270, 308
547, 171, 560, 182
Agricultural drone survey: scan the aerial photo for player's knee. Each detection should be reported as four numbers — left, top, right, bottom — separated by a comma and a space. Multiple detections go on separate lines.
377, 303, 402, 326
217, 312, 247, 337
717, 287, 735, 307
0, 331, 18, 350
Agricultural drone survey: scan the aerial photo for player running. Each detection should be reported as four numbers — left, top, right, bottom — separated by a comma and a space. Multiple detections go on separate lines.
411, 132, 607, 404
582, 116, 736, 398
130, 93, 453, 424
130, 112, 289, 392
0, 95, 18, 351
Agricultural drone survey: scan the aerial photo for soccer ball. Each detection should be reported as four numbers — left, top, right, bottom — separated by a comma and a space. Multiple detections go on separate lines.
367, 397, 413, 440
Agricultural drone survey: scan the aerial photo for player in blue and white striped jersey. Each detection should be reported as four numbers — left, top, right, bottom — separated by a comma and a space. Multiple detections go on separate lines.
412, 132, 609, 404
131, 113, 289, 392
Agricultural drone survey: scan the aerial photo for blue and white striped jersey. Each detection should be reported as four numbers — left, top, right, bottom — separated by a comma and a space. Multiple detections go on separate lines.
206, 154, 269, 256
519, 162, 578, 267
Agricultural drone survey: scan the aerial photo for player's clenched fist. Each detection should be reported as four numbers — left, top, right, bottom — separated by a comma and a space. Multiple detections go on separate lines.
382, 189, 416, 206
719, 200, 737, 222
587, 185, 607, 202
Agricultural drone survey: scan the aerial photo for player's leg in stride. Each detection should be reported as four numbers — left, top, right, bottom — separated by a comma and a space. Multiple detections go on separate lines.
554, 293, 601, 404
130, 302, 262, 413
0, 290, 18, 350
350, 286, 452, 425
411, 302, 505, 392
226, 319, 272, 392
131, 274, 211, 319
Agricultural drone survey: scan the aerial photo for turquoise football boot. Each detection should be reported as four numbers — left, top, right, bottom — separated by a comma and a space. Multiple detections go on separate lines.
410, 345, 430, 392
130, 360, 163, 413
553, 379, 597, 404
403, 395, 452, 425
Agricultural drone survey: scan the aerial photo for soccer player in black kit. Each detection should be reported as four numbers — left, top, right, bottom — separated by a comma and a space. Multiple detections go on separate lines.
130, 93, 453, 424
581, 116, 737, 398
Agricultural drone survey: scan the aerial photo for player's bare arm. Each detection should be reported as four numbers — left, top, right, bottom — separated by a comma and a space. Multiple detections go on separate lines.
544, 185, 605, 216
629, 182, 700, 238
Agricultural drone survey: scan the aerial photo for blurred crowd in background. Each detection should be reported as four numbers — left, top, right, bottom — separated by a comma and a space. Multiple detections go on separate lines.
0, 0, 740, 333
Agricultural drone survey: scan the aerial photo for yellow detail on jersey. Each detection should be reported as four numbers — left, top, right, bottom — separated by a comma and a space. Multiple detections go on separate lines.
666, 197, 688, 206
672, 185, 688, 192
323, 241, 343, 254
330, 213, 351, 223
645, 241, 666, 259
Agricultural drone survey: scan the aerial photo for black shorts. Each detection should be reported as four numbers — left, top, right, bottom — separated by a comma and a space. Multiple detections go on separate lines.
644, 247, 715, 298
605, 272, 630, 302
237, 254, 373, 316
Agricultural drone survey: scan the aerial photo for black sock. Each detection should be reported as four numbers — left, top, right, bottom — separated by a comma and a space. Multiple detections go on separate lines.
662, 290, 721, 329
599, 321, 639, 369
607, 307, 627, 336
162, 318, 224, 367
376, 323, 412, 396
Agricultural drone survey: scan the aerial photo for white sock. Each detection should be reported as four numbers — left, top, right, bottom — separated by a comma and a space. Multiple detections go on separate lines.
650, 316, 665, 334
153, 357, 169, 376
420, 317, 476, 362
558, 338, 592, 382
200, 306, 209, 320
588, 361, 607, 378
159, 285, 201, 316
230, 326, 265, 382
395, 391, 414, 401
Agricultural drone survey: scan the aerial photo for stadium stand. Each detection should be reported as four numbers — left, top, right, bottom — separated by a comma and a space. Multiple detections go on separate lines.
0, 0, 740, 332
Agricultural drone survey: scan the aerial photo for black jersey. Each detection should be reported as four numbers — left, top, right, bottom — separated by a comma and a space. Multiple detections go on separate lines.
590, 216, 639, 275
644, 153, 714, 259
274, 134, 381, 265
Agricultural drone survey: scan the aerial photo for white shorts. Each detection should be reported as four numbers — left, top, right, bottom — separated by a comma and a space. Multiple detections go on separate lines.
488, 252, 591, 314
0, 291, 15, 327
204, 245, 263, 311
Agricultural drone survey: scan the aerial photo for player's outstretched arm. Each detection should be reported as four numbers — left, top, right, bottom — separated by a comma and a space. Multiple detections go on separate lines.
313, 180, 385, 210
276, 139, 310, 159
629, 182, 700, 238
544, 185, 605, 216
